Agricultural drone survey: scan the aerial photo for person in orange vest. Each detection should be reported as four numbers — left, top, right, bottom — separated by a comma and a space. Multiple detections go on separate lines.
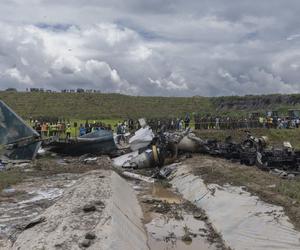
41, 123, 48, 138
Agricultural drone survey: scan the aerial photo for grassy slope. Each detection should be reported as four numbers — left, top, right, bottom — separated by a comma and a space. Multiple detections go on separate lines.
3, 91, 300, 119
0, 91, 213, 119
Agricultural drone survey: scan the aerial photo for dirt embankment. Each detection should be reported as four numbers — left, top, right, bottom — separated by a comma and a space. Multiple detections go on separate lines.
184, 155, 300, 230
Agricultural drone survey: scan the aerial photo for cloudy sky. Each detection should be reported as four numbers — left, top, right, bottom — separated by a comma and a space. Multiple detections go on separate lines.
1, 0, 300, 96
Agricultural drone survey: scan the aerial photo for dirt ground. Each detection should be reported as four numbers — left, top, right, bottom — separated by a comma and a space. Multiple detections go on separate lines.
185, 154, 300, 230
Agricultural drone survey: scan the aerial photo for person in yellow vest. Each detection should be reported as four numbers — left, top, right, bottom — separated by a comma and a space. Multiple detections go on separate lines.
267, 117, 273, 129
65, 124, 72, 141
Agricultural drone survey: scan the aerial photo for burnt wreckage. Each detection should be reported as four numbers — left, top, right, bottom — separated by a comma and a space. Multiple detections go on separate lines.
174, 130, 300, 173
117, 127, 300, 175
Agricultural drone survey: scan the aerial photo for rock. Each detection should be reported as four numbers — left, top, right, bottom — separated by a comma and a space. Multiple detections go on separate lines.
287, 174, 295, 180
95, 200, 105, 208
85, 232, 96, 240
84, 157, 98, 164
181, 234, 192, 242
80, 239, 91, 248
193, 212, 208, 220
14, 163, 31, 168
23, 216, 46, 230
1, 188, 16, 196
193, 212, 202, 219
83, 204, 96, 213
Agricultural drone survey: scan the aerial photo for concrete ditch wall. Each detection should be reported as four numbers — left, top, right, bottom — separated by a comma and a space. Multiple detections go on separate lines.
170, 165, 300, 250
8, 170, 148, 250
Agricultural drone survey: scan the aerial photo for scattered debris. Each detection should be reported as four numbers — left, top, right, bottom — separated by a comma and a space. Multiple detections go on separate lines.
85, 232, 96, 240
83, 204, 96, 213
181, 226, 193, 242
2, 114, 300, 250
83, 157, 98, 164
23, 216, 46, 230
122, 171, 155, 183
80, 239, 91, 248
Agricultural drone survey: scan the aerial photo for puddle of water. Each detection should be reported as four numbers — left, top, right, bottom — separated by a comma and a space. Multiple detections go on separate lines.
146, 214, 216, 250
134, 181, 218, 250
18, 188, 63, 204
150, 183, 182, 204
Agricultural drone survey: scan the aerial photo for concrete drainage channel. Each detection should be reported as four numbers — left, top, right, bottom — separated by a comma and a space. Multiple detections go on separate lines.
1, 165, 300, 249
0, 168, 227, 250
131, 180, 227, 250
170, 164, 300, 250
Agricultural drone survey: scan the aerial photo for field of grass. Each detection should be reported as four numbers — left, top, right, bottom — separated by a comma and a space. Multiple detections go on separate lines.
3, 91, 300, 120
0, 91, 213, 120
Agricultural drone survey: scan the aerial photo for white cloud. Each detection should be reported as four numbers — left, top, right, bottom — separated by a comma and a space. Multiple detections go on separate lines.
2, 68, 33, 85
287, 34, 300, 41
0, 1, 300, 96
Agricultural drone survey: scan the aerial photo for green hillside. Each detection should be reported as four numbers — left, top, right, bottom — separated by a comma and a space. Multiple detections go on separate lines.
0, 91, 213, 119
2, 91, 300, 119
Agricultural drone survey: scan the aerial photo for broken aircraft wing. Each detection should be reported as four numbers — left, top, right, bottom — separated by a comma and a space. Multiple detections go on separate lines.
0, 100, 41, 160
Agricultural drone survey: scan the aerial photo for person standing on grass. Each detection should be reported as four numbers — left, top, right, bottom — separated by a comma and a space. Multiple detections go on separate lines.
79, 124, 86, 136
184, 113, 190, 129
41, 123, 47, 138
65, 124, 72, 141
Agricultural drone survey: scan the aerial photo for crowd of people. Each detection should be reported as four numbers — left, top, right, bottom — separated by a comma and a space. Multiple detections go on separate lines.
30, 112, 300, 141
193, 115, 300, 130
31, 119, 113, 140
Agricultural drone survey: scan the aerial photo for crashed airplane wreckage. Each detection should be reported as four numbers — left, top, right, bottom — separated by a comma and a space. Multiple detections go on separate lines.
114, 125, 300, 176
1, 100, 299, 176
47, 130, 117, 156
0, 101, 41, 161
0, 100, 118, 161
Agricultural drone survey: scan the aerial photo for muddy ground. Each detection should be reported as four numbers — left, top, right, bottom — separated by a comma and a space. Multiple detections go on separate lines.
132, 179, 230, 250
0, 153, 300, 249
